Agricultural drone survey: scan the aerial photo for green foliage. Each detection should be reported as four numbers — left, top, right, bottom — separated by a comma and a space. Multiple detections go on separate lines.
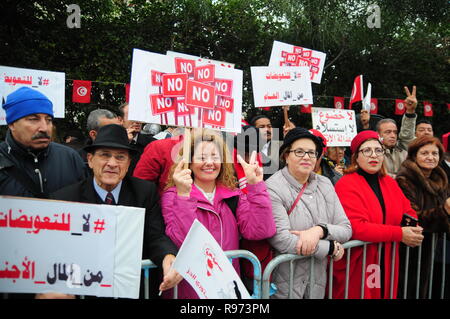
0, 0, 448, 139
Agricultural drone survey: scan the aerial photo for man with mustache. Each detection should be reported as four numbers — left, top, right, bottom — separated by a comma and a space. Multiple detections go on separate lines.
376, 86, 418, 177
0, 87, 86, 198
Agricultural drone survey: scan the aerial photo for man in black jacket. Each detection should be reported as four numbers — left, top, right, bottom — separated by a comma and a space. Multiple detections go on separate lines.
0, 87, 86, 198
51, 124, 181, 298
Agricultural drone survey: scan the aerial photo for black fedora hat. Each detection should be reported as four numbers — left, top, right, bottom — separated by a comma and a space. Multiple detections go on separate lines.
84, 124, 138, 154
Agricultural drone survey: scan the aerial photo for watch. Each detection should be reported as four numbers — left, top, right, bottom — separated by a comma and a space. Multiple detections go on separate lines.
317, 223, 329, 239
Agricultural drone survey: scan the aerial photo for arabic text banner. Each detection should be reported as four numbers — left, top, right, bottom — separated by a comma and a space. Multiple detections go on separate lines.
0, 196, 145, 298
172, 219, 251, 299
311, 107, 357, 147
251, 66, 313, 108
0, 66, 65, 125
268, 40, 326, 84
128, 49, 243, 133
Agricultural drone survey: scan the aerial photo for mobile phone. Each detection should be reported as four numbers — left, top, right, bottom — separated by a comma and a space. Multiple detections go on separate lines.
401, 213, 418, 227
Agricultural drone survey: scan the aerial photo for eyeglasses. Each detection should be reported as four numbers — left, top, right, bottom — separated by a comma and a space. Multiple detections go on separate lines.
359, 147, 385, 157
289, 149, 318, 158
95, 151, 129, 163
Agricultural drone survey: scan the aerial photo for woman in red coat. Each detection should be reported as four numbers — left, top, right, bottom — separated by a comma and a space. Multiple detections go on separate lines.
332, 130, 424, 299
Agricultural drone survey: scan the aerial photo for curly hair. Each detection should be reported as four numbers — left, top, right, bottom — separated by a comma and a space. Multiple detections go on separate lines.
165, 129, 237, 190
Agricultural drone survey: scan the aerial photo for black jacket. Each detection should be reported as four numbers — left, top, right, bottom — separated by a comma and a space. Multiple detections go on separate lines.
0, 130, 87, 198
50, 175, 178, 267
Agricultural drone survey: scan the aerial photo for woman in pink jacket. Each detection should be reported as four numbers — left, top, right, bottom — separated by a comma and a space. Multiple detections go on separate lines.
161, 129, 276, 299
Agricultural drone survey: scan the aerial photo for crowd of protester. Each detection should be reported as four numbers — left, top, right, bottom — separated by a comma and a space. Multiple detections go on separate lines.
1, 85, 448, 299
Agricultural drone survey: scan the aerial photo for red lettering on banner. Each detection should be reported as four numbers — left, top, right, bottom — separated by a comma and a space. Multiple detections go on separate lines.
151, 70, 163, 86
214, 78, 233, 97
281, 50, 289, 58
293, 46, 303, 55
150, 94, 175, 115
310, 65, 319, 74
216, 95, 234, 113
202, 107, 226, 128
185, 80, 215, 109
175, 98, 195, 116
286, 53, 297, 63
174, 58, 196, 76
194, 64, 215, 83
297, 57, 311, 67
162, 73, 188, 97
310, 57, 320, 66
302, 50, 312, 58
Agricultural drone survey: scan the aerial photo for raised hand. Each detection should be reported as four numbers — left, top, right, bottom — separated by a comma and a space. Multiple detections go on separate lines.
404, 85, 417, 113
173, 159, 193, 196
236, 151, 263, 185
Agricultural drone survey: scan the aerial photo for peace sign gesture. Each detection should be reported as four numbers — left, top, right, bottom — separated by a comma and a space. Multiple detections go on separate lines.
236, 151, 263, 185
404, 85, 417, 113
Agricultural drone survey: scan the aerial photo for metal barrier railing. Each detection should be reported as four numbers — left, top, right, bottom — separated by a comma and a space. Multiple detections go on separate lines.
224, 249, 263, 299
262, 236, 448, 299
141, 250, 262, 299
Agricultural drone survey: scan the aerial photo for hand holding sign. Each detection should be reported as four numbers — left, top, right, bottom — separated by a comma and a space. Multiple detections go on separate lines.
236, 151, 263, 185
173, 159, 193, 197
404, 85, 417, 113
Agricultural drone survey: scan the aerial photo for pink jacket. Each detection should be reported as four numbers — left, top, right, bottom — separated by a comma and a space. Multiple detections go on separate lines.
161, 181, 276, 299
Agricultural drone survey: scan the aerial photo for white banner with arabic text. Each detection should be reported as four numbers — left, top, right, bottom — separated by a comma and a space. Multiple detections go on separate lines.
0, 196, 145, 298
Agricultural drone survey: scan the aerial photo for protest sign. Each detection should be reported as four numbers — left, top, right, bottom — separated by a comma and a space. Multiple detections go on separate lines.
166, 51, 235, 69
129, 49, 242, 132
311, 107, 357, 147
0, 66, 65, 125
251, 66, 313, 108
268, 40, 326, 84
0, 196, 145, 298
172, 219, 251, 299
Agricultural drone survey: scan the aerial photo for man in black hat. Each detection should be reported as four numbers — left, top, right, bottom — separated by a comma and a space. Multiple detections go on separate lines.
50, 124, 181, 298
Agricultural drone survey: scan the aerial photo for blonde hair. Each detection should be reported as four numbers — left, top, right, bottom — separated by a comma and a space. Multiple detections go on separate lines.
165, 129, 237, 190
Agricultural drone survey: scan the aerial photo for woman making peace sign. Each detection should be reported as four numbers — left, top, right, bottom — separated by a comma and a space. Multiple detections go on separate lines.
161, 129, 276, 299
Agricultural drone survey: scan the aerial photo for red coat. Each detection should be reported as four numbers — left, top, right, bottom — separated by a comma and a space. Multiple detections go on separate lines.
332, 172, 417, 299
133, 135, 183, 194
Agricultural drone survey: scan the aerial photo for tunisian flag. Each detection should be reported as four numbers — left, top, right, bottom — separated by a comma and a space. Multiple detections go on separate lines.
300, 104, 312, 113
72, 80, 92, 103
370, 98, 378, 114
423, 101, 433, 117
395, 99, 406, 115
334, 96, 345, 109
349, 75, 363, 109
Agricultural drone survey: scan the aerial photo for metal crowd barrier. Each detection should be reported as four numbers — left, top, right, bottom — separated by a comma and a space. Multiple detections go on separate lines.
141, 250, 262, 299
261, 236, 448, 299
224, 249, 263, 299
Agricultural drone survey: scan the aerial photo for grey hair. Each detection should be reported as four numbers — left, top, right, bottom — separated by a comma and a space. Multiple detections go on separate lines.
87, 109, 117, 132
376, 118, 397, 133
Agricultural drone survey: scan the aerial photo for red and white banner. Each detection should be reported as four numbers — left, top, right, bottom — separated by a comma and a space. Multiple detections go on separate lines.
349, 75, 363, 109
0, 196, 145, 298
312, 107, 357, 147
0, 66, 66, 124
423, 101, 433, 117
72, 80, 92, 104
395, 99, 406, 115
334, 96, 345, 109
268, 40, 326, 84
128, 49, 243, 133
300, 104, 312, 113
172, 219, 250, 299
251, 66, 313, 108
370, 98, 378, 114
